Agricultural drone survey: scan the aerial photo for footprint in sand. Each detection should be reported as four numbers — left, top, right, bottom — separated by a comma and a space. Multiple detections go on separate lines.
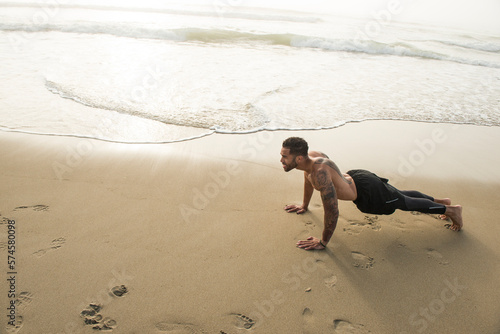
5, 315, 23, 334
303, 307, 313, 323
81, 304, 118, 331
426, 248, 449, 265
155, 321, 199, 333
80, 303, 102, 323
351, 252, 374, 269
15, 292, 34, 310
14, 205, 49, 212
343, 216, 381, 235
50, 237, 66, 249
110, 285, 128, 297
333, 319, 371, 333
94, 317, 117, 331
302, 307, 315, 333
324, 275, 338, 288
343, 221, 364, 235
363, 216, 381, 231
32, 237, 66, 258
80, 286, 129, 330
5, 292, 33, 333
224, 313, 256, 330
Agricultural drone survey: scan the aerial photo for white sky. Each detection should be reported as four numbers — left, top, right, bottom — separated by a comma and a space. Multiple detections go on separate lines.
237, 0, 500, 34
2, 0, 500, 34
119, 0, 500, 34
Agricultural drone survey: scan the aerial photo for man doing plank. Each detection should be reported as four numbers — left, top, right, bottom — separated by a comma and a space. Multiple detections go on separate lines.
280, 137, 463, 250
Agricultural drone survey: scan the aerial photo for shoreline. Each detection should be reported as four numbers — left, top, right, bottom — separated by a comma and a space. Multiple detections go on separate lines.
1, 120, 499, 333
1, 117, 499, 145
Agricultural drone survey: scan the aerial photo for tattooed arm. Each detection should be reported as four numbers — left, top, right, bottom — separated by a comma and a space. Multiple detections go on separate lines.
296, 168, 339, 250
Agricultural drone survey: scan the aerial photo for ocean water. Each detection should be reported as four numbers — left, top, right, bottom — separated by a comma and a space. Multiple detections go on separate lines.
1, 2, 499, 143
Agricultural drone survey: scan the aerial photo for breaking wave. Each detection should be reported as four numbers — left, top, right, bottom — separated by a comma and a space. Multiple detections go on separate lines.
2, 21, 499, 68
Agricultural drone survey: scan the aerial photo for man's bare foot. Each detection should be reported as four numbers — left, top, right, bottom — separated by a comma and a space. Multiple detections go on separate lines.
444, 205, 463, 231
435, 198, 452, 220
435, 198, 451, 205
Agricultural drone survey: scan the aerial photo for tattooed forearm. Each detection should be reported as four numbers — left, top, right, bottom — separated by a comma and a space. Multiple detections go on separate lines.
323, 200, 339, 243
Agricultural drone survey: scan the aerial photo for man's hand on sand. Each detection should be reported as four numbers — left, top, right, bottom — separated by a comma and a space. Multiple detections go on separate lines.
297, 236, 325, 250
284, 204, 307, 214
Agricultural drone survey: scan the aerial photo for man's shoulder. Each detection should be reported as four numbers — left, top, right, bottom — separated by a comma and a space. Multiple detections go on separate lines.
313, 157, 336, 170
309, 151, 329, 159
311, 159, 335, 179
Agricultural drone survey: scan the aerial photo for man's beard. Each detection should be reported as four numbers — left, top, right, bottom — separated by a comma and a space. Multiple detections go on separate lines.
283, 159, 297, 172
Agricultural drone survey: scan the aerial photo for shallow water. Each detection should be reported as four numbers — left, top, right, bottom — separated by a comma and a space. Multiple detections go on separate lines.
1, 2, 499, 143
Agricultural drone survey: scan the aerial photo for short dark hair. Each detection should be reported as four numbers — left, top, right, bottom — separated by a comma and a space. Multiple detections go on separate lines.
282, 137, 308, 157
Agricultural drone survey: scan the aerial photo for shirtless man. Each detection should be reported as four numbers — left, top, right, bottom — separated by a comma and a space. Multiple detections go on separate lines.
280, 137, 463, 251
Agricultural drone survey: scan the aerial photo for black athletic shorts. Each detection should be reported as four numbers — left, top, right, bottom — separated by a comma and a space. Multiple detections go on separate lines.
346, 169, 401, 215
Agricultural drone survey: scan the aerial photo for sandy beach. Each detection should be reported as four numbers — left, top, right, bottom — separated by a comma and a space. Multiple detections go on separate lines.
1, 120, 500, 333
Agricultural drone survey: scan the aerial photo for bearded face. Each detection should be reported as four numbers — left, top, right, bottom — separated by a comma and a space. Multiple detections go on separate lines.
280, 148, 298, 172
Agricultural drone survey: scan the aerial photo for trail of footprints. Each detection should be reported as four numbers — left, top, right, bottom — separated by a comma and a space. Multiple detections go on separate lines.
3, 207, 47, 333
154, 214, 447, 334
341, 214, 450, 269
5, 208, 446, 333
2, 205, 65, 258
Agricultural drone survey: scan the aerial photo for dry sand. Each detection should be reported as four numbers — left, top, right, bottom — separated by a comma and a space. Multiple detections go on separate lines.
1, 120, 500, 333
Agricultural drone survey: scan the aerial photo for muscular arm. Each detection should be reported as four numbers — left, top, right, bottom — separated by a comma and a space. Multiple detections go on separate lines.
296, 168, 339, 250
315, 169, 339, 244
